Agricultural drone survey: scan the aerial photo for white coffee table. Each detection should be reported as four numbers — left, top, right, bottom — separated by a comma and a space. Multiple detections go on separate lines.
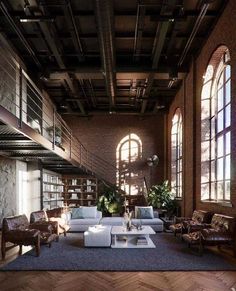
111, 225, 156, 248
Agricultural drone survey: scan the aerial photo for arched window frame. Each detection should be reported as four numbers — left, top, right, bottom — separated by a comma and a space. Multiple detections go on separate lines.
171, 108, 183, 199
201, 47, 231, 202
116, 133, 142, 195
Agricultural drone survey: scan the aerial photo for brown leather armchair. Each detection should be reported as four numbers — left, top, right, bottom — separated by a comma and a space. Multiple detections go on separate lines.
1, 214, 57, 259
30, 208, 70, 238
182, 214, 236, 256
169, 210, 213, 237
199, 214, 236, 256
46, 207, 70, 236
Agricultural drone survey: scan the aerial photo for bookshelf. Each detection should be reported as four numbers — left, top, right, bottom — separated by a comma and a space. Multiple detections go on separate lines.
42, 169, 64, 210
62, 175, 98, 207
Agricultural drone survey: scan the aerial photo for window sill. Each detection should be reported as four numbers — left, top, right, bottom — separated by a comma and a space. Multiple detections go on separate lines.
201, 200, 233, 207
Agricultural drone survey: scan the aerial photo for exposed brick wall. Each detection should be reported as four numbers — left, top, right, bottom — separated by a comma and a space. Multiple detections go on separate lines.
167, 0, 236, 217
64, 114, 165, 189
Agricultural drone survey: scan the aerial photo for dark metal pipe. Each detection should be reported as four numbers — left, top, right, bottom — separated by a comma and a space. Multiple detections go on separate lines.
178, 3, 210, 67
0, 2, 41, 69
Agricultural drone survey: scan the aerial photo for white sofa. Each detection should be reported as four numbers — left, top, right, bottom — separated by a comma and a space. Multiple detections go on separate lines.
67, 206, 163, 232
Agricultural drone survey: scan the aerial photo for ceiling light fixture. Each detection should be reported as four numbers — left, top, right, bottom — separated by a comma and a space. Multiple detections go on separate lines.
19, 16, 54, 23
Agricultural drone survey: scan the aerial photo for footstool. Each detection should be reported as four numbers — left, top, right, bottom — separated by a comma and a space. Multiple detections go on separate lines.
84, 225, 112, 247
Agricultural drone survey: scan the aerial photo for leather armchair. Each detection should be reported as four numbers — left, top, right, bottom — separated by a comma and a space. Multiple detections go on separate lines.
46, 207, 70, 236
182, 214, 236, 256
30, 210, 59, 239
1, 214, 56, 259
30, 208, 70, 238
169, 210, 213, 236
199, 214, 236, 256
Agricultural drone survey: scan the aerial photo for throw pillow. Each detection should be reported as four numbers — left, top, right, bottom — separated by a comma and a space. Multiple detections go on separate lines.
135, 206, 154, 219
81, 206, 97, 218
71, 207, 83, 219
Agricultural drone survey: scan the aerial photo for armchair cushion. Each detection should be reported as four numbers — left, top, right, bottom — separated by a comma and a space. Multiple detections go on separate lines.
201, 228, 233, 242
201, 214, 236, 243
30, 210, 48, 223
5, 229, 40, 243
29, 221, 54, 233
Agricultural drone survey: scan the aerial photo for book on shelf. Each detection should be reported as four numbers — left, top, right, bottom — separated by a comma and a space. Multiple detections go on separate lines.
136, 236, 147, 245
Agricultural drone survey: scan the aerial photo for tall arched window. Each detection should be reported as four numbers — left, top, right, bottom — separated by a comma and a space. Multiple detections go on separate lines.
116, 133, 142, 195
171, 108, 183, 198
201, 47, 231, 202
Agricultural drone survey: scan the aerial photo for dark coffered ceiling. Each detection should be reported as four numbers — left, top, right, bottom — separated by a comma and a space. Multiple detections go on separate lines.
0, 0, 227, 116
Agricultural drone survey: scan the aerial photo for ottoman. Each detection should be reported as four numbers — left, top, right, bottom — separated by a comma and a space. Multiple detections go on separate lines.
84, 225, 112, 247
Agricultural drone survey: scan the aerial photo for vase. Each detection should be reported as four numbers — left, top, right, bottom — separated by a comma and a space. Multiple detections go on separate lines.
127, 219, 132, 231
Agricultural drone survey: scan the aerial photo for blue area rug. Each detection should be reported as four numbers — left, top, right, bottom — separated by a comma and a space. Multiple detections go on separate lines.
1, 232, 236, 271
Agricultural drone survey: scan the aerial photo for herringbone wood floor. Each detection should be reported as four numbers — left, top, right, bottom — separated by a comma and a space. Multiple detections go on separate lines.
0, 235, 236, 291
0, 270, 236, 291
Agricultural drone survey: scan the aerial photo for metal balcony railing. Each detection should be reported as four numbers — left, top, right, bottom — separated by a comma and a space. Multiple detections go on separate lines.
0, 36, 116, 184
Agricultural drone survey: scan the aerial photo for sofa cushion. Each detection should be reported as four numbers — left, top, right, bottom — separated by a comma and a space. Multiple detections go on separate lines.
69, 218, 100, 225
101, 217, 123, 226
71, 208, 83, 219
132, 218, 163, 226
82, 207, 97, 218
135, 206, 154, 219
71, 207, 97, 219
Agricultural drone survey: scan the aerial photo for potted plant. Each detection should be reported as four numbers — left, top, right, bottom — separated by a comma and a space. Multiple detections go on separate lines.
96, 183, 122, 216
147, 180, 178, 219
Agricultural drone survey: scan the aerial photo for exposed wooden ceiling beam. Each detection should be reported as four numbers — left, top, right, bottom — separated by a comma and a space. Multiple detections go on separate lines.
26, 0, 87, 115
62, 0, 84, 62
0, 1, 42, 69
50, 71, 186, 80
94, 0, 116, 109
141, 0, 176, 114
9, 9, 219, 18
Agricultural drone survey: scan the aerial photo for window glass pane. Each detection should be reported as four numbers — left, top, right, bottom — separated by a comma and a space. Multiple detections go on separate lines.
201, 161, 209, 183
211, 182, 216, 200
217, 181, 224, 200
217, 135, 223, 157
225, 155, 230, 180
171, 110, 182, 198
226, 132, 231, 155
201, 141, 210, 161
217, 87, 223, 111
130, 141, 138, 161
201, 82, 211, 101
210, 138, 215, 160
218, 72, 223, 88
121, 148, 129, 161
201, 99, 210, 118
225, 104, 231, 128
217, 158, 223, 180
225, 79, 231, 105
211, 92, 216, 117
201, 55, 231, 203
201, 183, 209, 200
217, 110, 224, 132
211, 160, 215, 182
225, 65, 230, 81
225, 180, 230, 200
210, 117, 215, 138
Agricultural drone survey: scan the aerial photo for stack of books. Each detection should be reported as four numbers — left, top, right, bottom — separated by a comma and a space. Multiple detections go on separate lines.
136, 236, 147, 245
